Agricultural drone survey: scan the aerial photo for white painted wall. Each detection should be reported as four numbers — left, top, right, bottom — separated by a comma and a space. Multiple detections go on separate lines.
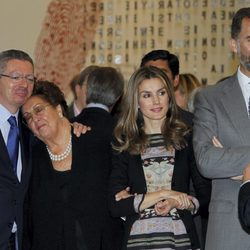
0, 0, 51, 58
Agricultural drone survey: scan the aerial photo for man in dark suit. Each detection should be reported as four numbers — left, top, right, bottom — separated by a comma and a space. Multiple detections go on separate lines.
193, 8, 250, 250
73, 66, 124, 249
0, 50, 34, 250
140, 49, 211, 249
239, 162, 250, 229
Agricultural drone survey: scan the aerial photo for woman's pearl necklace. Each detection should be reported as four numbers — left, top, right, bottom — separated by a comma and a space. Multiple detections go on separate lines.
46, 135, 72, 161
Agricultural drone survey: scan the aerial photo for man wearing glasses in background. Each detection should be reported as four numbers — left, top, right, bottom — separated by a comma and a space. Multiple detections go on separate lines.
0, 49, 35, 250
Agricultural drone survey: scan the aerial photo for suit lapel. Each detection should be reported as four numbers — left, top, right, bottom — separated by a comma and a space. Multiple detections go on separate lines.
0, 130, 11, 167
221, 75, 250, 143
18, 114, 31, 185
0, 127, 20, 183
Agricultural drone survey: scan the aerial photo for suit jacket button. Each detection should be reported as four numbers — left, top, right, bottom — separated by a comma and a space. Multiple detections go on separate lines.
13, 200, 17, 205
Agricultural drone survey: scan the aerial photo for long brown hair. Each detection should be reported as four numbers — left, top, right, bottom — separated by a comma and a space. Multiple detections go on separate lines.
113, 66, 189, 155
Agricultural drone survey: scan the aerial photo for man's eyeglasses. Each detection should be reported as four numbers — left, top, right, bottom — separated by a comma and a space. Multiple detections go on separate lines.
23, 104, 51, 125
0, 73, 36, 84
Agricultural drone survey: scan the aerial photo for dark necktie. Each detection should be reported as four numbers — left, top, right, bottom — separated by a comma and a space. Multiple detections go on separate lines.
7, 116, 19, 174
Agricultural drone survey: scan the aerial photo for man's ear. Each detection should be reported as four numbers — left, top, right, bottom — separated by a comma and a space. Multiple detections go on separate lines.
229, 38, 238, 54
81, 84, 87, 94
75, 84, 81, 98
173, 75, 179, 89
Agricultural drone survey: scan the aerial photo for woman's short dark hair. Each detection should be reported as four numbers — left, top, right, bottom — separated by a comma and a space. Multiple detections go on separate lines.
32, 80, 68, 117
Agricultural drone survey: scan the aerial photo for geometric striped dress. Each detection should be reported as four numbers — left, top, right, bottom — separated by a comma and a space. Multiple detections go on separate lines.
127, 134, 198, 250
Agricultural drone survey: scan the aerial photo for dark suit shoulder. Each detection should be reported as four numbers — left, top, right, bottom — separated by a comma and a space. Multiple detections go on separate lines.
177, 106, 193, 127
74, 107, 115, 128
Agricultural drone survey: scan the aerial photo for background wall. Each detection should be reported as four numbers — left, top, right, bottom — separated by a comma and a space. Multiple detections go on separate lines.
0, 1, 51, 56
1, 0, 250, 103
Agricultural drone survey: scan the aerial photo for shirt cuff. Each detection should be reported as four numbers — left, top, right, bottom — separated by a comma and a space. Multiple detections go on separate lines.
134, 194, 144, 213
241, 180, 250, 187
191, 197, 200, 215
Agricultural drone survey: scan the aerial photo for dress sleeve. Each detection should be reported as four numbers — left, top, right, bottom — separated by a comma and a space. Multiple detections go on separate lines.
109, 149, 142, 217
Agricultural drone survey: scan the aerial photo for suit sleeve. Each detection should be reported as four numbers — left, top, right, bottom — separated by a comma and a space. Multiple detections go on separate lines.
187, 133, 211, 218
238, 182, 250, 228
193, 90, 250, 179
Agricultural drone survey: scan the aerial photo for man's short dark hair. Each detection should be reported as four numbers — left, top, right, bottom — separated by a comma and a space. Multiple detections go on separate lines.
231, 8, 250, 39
140, 49, 179, 78
0, 49, 34, 73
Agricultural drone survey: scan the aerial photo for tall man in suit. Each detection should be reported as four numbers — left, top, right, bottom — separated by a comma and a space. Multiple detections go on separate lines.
73, 66, 125, 249
193, 7, 250, 250
0, 50, 34, 250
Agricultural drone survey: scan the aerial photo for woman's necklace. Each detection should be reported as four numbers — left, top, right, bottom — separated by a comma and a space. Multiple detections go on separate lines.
46, 135, 72, 161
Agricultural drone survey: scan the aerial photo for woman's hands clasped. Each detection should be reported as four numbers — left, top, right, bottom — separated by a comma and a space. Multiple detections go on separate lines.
115, 187, 194, 216
155, 190, 194, 215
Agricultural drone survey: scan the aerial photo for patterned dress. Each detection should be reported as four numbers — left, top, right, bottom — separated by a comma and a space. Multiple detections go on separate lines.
127, 134, 197, 250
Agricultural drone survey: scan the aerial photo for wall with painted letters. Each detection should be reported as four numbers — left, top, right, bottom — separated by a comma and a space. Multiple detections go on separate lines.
1, 0, 250, 102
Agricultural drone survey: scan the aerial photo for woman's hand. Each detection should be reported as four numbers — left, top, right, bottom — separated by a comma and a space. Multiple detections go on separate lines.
71, 122, 91, 137
115, 187, 135, 201
136, 189, 193, 212
165, 190, 193, 210
154, 198, 178, 216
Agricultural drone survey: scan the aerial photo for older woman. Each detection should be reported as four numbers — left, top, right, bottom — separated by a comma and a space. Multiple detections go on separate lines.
109, 66, 211, 250
22, 80, 123, 250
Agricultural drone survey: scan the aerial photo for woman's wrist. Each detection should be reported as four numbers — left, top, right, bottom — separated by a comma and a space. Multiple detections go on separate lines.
159, 189, 170, 200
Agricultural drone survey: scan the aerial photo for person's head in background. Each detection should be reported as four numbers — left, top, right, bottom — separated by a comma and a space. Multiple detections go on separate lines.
175, 73, 201, 111
140, 49, 179, 90
86, 66, 124, 113
0, 49, 35, 114
70, 65, 99, 116
187, 87, 202, 113
230, 7, 250, 77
